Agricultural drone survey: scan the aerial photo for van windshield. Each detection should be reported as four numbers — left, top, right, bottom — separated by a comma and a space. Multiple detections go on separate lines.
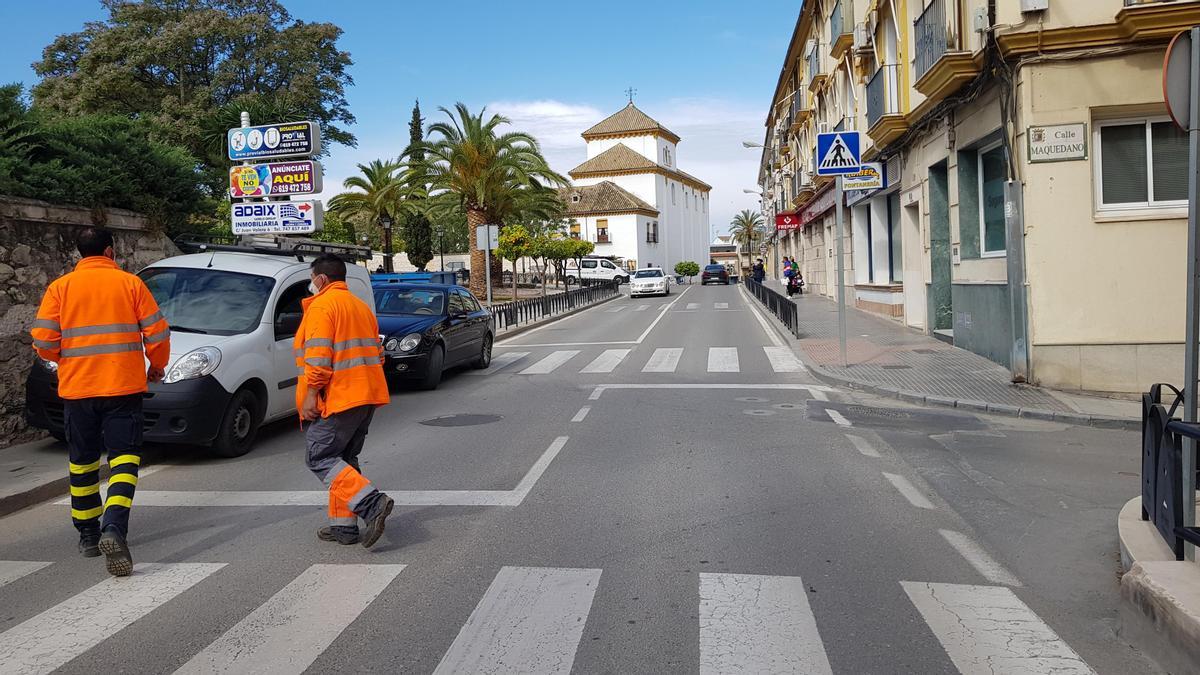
140, 268, 275, 336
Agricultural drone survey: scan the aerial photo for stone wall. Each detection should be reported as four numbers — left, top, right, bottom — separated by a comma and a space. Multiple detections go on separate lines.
0, 196, 179, 448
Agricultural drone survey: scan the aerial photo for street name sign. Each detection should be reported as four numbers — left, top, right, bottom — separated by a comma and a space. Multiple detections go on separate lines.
231, 201, 324, 235
229, 160, 323, 198
228, 121, 321, 161
816, 131, 862, 176
1027, 123, 1087, 163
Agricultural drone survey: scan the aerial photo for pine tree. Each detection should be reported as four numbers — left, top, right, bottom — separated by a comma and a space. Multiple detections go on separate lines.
403, 100, 434, 271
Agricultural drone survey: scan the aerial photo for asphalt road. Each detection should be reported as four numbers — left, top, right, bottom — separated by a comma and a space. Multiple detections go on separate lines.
0, 282, 1161, 674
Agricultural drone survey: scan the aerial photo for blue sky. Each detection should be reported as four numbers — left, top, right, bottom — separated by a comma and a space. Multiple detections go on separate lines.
0, 0, 800, 233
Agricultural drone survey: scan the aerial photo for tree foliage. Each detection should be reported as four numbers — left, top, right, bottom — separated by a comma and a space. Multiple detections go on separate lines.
402, 100, 433, 270
31, 0, 356, 191
674, 260, 700, 281
0, 83, 205, 233
730, 209, 766, 271
328, 159, 414, 266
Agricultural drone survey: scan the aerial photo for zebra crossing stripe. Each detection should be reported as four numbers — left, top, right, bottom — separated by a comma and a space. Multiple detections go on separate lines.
902, 582, 1095, 675
643, 348, 683, 373
0, 561, 51, 588
580, 349, 631, 373
699, 573, 832, 675
519, 350, 579, 374
606, 305, 627, 313
471, 351, 528, 375
714, 302, 729, 309
763, 346, 807, 372
433, 566, 601, 674
707, 347, 739, 372
634, 305, 650, 312
0, 563, 225, 675
686, 302, 700, 310
175, 564, 405, 675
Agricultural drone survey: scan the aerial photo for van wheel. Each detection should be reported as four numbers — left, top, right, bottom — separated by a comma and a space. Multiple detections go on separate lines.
473, 334, 493, 369
565, 275, 577, 284
420, 345, 444, 390
212, 389, 261, 458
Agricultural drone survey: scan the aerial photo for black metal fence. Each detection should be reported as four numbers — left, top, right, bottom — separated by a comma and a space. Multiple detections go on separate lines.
1141, 382, 1200, 559
491, 280, 620, 332
744, 278, 801, 338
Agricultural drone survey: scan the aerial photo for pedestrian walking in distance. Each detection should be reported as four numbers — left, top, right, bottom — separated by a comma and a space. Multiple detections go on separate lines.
296, 254, 395, 547
30, 227, 171, 576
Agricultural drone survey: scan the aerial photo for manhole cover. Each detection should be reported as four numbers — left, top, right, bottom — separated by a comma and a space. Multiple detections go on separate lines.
736, 396, 768, 402
772, 403, 805, 410
743, 409, 776, 416
846, 405, 913, 419
419, 414, 503, 427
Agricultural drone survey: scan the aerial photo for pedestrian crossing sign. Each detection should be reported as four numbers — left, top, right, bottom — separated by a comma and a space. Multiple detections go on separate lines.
816, 131, 862, 176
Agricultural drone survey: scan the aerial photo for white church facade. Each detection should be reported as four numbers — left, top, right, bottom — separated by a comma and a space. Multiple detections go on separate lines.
559, 103, 712, 272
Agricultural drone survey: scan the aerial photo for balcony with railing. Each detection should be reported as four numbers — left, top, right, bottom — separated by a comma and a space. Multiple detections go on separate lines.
788, 92, 812, 131
913, 0, 981, 104
807, 48, 827, 93
829, 0, 855, 60
866, 64, 907, 148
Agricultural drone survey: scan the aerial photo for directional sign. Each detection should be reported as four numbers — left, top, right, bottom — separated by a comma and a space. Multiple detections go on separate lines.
231, 201, 324, 235
229, 161, 323, 198
228, 121, 321, 161
816, 131, 862, 176
476, 224, 499, 250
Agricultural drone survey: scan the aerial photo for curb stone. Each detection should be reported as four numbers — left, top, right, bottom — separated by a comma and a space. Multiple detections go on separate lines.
924, 395, 957, 408
1018, 408, 1058, 421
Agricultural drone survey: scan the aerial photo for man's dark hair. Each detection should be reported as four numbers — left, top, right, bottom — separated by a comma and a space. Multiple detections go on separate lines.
311, 254, 347, 281
77, 227, 114, 258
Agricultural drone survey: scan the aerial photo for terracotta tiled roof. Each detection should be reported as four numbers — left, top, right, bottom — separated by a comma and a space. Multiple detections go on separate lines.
569, 144, 659, 176
583, 103, 680, 143
558, 181, 658, 216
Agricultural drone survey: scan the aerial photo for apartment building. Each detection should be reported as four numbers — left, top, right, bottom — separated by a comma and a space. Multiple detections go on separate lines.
759, 0, 1200, 394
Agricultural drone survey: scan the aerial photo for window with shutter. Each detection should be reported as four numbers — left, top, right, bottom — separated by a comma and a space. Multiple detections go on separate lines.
1096, 117, 1188, 211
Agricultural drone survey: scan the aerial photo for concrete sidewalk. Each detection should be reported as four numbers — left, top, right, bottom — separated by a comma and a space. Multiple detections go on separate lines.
777, 286, 1138, 428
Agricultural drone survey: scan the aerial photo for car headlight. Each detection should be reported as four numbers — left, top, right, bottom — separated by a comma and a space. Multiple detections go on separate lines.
399, 333, 423, 352
37, 357, 58, 373
384, 338, 399, 352
164, 347, 221, 384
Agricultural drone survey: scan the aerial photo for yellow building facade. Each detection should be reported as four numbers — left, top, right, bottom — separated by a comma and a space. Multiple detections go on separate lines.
758, 0, 1200, 394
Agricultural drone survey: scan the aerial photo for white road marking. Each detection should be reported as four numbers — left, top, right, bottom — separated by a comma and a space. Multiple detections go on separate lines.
902, 582, 1093, 674
810, 389, 829, 401
845, 434, 881, 458
132, 438, 570, 508
580, 349, 631, 373
469, 351, 528, 374
739, 285, 787, 347
882, 472, 936, 510
634, 305, 650, 312
642, 348, 683, 373
633, 286, 691, 344
707, 347, 740, 373
571, 406, 591, 423
586, 383, 836, 400
0, 563, 225, 675
714, 302, 729, 309
589, 386, 605, 400
686, 302, 700, 310
175, 564, 405, 675
826, 409, 852, 426
763, 346, 807, 372
433, 566, 601, 675
698, 573, 832, 675
51, 463, 169, 506
939, 530, 1023, 587
498, 341, 634, 347
519, 350, 580, 374
0, 561, 51, 588
606, 305, 626, 313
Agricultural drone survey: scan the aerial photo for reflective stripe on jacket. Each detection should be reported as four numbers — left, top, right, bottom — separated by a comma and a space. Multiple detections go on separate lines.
31, 256, 170, 400
294, 281, 389, 417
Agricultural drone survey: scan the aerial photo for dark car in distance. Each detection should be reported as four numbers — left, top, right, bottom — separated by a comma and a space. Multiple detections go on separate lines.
701, 264, 730, 285
374, 283, 493, 390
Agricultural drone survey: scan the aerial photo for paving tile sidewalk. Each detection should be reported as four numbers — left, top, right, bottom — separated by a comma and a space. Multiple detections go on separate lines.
773, 284, 1137, 427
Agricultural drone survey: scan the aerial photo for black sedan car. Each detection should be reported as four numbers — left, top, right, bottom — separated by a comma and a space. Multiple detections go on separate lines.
701, 264, 730, 285
373, 282, 493, 389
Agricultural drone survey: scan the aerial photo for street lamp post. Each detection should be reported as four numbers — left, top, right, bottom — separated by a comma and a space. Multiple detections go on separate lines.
380, 214, 394, 273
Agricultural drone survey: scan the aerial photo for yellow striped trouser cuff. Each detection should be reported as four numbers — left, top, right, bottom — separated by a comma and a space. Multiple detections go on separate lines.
104, 495, 133, 510
69, 460, 101, 474
72, 506, 103, 521
108, 473, 138, 487
109, 454, 141, 468
70, 484, 100, 497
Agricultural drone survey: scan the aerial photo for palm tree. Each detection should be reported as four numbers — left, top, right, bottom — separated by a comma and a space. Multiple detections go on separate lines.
416, 103, 567, 299
328, 159, 411, 272
730, 209, 766, 277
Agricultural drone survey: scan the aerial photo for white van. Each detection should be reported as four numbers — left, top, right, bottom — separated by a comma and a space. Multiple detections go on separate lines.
564, 257, 630, 284
25, 237, 375, 458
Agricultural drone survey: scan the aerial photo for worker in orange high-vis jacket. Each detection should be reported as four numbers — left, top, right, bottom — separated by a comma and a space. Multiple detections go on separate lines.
30, 227, 170, 577
295, 254, 394, 548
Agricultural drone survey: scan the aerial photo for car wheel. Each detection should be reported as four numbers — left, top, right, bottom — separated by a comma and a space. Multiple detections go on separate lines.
472, 334, 493, 369
419, 345, 444, 390
212, 388, 261, 458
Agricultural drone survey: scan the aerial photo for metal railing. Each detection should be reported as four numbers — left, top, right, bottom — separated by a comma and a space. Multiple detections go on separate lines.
867, 64, 901, 129
807, 48, 822, 82
914, 0, 960, 82
1141, 383, 1200, 559
745, 278, 801, 338
491, 279, 620, 332
830, 0, 850, 41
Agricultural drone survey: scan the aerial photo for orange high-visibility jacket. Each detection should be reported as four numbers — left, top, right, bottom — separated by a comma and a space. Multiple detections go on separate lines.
294, 281, 389, 417
31, 256, 171, 400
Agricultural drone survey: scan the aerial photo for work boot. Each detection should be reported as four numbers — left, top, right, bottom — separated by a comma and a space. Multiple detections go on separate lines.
360, 495, 394, 549
78, 530, 100, 558
97, 527, 133, 577
317, 526, 360, 545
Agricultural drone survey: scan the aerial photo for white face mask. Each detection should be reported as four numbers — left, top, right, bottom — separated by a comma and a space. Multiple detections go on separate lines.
308, 282, 319, 296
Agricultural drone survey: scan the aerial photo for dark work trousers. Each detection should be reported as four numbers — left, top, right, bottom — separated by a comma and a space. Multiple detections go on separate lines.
305, 405, 383, 532
63, 394, 143, 536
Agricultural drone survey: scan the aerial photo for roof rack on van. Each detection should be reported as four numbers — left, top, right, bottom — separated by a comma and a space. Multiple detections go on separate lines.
174, 233, 373, 262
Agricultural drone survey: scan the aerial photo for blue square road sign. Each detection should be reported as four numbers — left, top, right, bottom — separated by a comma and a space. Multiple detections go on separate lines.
816, 131, 862, 176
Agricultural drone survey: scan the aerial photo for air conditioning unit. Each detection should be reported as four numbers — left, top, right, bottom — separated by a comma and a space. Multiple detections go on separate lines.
853, 23, 872, 52
800, 170, 814, 187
